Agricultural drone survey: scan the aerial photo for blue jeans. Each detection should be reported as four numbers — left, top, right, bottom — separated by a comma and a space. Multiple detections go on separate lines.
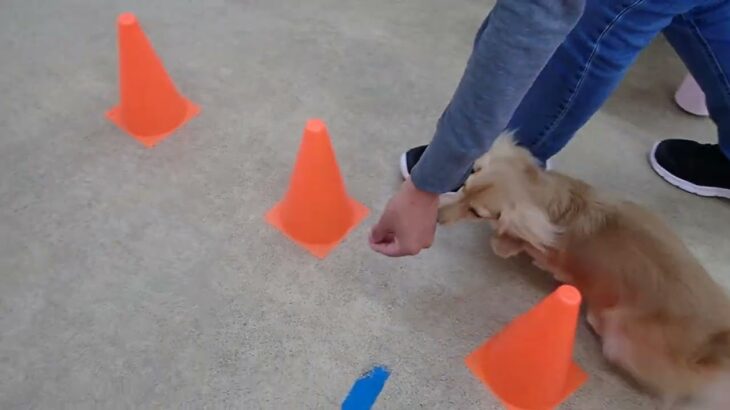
507, 0, 730, 161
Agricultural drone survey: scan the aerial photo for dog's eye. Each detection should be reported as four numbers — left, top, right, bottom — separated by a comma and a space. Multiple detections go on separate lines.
468, 207, 481, 218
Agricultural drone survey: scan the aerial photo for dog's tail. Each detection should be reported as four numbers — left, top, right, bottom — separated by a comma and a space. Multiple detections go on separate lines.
694, 329, 730, 369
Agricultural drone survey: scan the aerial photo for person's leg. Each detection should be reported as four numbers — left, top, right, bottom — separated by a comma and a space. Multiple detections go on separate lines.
650, 0, 730, 198
666, 1, 730, 154
506, 0, 695, 162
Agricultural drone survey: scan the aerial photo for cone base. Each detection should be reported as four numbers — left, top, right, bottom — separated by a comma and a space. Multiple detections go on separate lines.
265, 198, 369, 259
106, 98, 200, 148
466, 338, 587, 410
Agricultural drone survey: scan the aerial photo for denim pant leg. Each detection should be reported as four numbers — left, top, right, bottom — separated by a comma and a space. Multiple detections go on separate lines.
506, 0, 696, 162
664, 1, 730, 158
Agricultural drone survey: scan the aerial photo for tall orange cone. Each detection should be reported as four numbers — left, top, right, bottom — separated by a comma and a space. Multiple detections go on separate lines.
466, 285, 587, 410
106, 12, 200, 147
266, 119, 368, 258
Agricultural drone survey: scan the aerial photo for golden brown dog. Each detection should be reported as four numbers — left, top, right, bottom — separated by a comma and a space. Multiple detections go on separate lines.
438, 135, 730, 409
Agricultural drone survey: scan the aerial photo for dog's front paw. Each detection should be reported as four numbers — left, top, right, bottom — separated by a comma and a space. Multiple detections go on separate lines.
490, 235, 524, 258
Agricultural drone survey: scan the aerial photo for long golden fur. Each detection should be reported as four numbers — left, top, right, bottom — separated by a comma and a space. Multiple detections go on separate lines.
438, 135, 730, 409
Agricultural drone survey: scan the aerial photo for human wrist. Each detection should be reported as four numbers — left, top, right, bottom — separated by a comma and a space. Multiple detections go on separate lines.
403, 178, 439, 203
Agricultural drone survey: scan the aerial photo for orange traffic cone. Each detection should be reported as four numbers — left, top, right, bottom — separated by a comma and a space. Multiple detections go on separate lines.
106, 12, 200, 147
266, 119, 368, 258
466, 285, 587, 410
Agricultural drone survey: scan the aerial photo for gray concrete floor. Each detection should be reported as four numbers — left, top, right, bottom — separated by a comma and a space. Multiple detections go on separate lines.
1, 0, 728, 409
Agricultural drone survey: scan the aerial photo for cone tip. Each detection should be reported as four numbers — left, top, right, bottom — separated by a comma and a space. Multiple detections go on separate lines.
118, 12, 137, 26
305, 118, 326, 133
556, 285, 581, 306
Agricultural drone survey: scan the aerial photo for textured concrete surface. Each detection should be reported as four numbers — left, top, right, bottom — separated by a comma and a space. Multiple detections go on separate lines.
1, 0, 728, 409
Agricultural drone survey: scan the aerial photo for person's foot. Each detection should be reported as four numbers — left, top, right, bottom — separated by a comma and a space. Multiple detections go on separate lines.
399, 145, 463, 194
399, 145, 428, 179
649, 139, 730, 199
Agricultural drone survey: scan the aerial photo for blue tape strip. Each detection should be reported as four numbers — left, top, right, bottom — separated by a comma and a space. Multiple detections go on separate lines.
341, 366, 390, 410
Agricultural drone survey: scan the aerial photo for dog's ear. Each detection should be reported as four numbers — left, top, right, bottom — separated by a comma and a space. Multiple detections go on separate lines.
523, 162, 540, 182
496, 203, 561, 251
546, 179, 610, 236
473, 132, 519, 173
473, 153, 489, 173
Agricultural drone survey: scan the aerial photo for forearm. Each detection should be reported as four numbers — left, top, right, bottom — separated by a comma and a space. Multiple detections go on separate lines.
411, 0, 585, 193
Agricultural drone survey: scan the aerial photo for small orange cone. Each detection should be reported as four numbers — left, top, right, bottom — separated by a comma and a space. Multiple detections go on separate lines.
466, 285, 587, 410
106, 12, 200, 147
266, 119, 368, 258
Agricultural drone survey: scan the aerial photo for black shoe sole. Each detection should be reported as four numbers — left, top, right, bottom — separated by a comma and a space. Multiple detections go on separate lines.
399, 152, 410, 180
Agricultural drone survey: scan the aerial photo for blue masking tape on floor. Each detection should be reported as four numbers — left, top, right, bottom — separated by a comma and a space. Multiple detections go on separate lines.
341, 366, 390, 410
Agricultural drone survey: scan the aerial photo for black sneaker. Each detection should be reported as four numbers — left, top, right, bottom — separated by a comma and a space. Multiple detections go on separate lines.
649, 139, 730, 199
399, 145, 428, 179
399, 145, 464, 195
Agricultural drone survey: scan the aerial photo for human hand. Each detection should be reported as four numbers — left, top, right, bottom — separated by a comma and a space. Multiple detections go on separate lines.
369, 178, 440, 257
